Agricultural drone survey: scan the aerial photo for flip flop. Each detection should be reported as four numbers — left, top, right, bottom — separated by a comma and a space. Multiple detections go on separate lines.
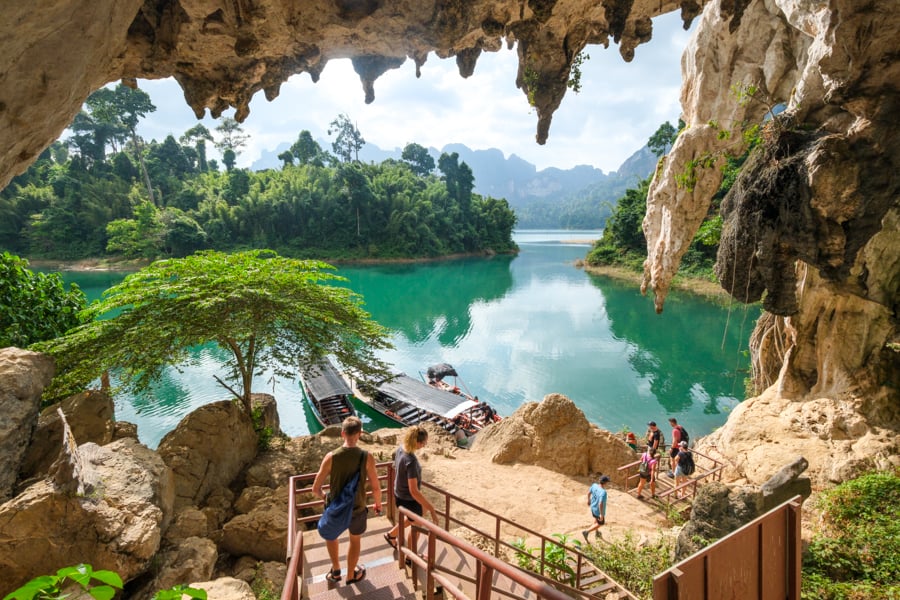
346, 565, 366, 584
325, 569, 341, 583
383, 532, 398, 549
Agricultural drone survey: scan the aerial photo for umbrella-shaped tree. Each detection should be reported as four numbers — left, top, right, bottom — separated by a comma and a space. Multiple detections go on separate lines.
34, 250, 393, 414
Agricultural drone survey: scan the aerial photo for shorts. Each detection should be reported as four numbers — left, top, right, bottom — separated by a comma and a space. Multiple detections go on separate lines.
639, 472, 652, 481
674, 465, 688, 478
592, 513, 605, 526
396, 497, 423, 517
669, 447, 679, 459
349, 507, 369, 536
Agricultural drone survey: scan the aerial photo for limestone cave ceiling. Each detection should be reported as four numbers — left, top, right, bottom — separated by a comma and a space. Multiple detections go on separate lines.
0, 0, 703, 192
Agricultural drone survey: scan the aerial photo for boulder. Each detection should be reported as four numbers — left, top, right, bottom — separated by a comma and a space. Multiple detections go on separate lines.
188, 577, 255, 600
20, 389, 115, 482
0, 348, 55, 501
0, 437, 174, 594
674, 481, 762, 561
164, 506, 210, 543
221, 486, 288, 562
251, 393, 282, 437
157, 400, 257, 509
113, 421, 139, 441
472, 393, 635, 477
759, 456, 811, 511
131, 537, 217, 600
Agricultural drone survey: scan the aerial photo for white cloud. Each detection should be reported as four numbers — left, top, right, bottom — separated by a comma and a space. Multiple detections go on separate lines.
136, 11, 694, 173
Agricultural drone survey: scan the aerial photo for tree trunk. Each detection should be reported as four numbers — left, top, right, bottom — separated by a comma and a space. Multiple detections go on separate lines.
131, 129, 155, 206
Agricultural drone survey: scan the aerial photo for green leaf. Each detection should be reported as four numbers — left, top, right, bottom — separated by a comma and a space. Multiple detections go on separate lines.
87, 586, 116, 600
86, 571, 123, 588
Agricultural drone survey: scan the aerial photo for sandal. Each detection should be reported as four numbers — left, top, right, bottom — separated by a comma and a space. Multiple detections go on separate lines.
383, 532, 398, 549
346, 565, 366, 584
325, 569, 341, 583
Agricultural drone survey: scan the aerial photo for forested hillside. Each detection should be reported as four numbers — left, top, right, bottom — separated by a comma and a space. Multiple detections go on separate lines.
257, 139, 659, 229
0, 85, 517, 261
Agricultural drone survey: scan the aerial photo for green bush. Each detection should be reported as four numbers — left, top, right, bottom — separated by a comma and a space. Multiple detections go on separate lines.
801, 470, 900, 599
581, 531, 674, 600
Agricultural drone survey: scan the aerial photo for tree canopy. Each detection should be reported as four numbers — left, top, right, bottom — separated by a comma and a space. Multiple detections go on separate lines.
33, 250, 393, 412
1, 108, 516, 261
0, 252, 86, 348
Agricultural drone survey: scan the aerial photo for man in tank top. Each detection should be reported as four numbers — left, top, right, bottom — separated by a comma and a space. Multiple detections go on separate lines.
312, 416, 383, 585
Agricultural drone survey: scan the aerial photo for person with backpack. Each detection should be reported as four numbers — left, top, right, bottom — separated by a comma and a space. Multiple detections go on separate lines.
635, 446, 658, 500
312, 416, 383, 585
673, 440, 696, 497
667, 418, 689, 475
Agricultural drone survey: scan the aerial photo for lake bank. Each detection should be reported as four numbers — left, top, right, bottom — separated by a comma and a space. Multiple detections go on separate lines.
578, 261, 736, 305
25, 248, 519, 273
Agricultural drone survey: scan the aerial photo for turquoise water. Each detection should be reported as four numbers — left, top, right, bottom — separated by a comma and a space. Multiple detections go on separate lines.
57, 230, 752, 448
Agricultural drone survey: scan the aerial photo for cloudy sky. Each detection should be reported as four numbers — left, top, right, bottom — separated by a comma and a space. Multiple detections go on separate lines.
136, 11, 694, 174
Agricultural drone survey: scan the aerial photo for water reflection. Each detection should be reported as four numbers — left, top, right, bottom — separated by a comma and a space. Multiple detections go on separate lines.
48, 233, 749, 447
338, 254, 515, 344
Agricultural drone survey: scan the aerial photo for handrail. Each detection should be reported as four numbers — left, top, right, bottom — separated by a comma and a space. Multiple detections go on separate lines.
419, 479, 637, 599
618, 448, 725, 510
282, 461, 635, 600
397, 506, 574, 600
280, 525, 304, 600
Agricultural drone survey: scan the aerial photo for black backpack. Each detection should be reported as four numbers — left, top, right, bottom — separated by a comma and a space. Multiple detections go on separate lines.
680, 451, 695, 476
677, 425, 690, 445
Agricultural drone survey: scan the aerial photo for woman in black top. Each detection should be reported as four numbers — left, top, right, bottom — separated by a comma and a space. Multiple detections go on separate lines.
384, 425, 437, 549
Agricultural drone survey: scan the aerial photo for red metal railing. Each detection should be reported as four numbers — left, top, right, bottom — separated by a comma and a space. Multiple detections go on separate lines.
396, 506, 576, 600
617, 447, 725, 512
281, 461, 635, 599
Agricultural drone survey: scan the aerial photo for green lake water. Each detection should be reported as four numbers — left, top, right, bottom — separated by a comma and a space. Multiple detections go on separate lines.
58, 230, 753, 448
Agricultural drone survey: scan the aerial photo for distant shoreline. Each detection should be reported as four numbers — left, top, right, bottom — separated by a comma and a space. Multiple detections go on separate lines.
25, 249, 517, 273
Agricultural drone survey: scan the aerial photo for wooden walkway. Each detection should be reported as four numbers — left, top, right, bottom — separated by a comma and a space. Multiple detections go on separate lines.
617, 447, 726, 516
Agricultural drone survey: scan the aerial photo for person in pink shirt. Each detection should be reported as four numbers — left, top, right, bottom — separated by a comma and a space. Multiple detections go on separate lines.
635, 446, 658, 500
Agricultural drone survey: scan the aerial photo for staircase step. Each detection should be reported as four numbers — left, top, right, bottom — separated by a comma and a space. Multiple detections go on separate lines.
307, 560, 417, 600
583, 580, 619, 595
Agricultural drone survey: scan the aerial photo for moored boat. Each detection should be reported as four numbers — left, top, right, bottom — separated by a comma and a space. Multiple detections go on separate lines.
423, 363, 502, 430
299, 358, 356, 427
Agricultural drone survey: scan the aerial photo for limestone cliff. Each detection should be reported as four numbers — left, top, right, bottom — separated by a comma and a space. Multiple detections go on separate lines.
641, 0, 898, 483
0, 0, 897, 483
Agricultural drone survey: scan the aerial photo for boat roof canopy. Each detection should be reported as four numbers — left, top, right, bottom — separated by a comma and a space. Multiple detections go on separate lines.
302, 359, 352, 400
426, 363, 458, 381
379, 374, 476, 418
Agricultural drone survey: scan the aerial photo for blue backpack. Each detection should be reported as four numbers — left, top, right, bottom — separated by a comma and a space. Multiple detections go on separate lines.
317, 451, 366, 541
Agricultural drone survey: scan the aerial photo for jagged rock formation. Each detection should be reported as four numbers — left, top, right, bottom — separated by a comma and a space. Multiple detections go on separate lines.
19, 389, 115, 485
640, 0, 898, 481
0, 438, 174, 592
472, 393, 636, 476
156, 400, 258, 510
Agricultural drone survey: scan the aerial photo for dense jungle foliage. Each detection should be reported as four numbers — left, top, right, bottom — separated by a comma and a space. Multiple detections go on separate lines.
802, 469, 900, 599
0, 85, 517, 261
